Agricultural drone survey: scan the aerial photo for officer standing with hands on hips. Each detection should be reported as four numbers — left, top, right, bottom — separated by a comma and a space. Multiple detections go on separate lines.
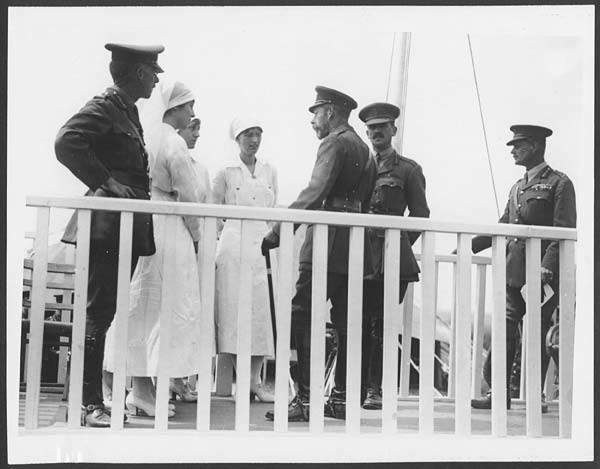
55, 43, 164, 427
469, 125, 576, 413
261, 86, 376, 421
358, 102, 430, 410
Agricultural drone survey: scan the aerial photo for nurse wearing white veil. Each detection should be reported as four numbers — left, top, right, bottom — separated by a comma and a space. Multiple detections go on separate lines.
104, 80, 205, 417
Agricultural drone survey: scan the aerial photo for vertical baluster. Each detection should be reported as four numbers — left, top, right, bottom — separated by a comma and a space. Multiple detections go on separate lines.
67, 209, 90, 428
471, 264, 487, 398
455, 233, 472, 435
399, 282, 414, 397
155, 216, 178, 431
24, 207, 50, 429
110, 212, 133, 430
559, 240, 575, 438
419, 231, 436, 435
274, 222, 294, 432
196, 217, 217, 431
309, 224, 328, 434
382, 229, 401, 434
525, 237, 542, 436
235, 220, 254, 432
520, 322, 527, 400
448, 262, 457, 398
491, 236, 507, 436
345, 226, 364, 433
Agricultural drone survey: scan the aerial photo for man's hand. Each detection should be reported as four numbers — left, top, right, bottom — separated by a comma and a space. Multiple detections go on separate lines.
261, 230, 280, 256
541, 267, 553, 285
102, 176, 136, 198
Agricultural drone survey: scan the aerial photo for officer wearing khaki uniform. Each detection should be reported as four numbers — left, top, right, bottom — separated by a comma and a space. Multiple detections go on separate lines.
262, 86, 376, 421
470, 125, 576, 411
358, 103, 430, 409
55, 43, 164, 426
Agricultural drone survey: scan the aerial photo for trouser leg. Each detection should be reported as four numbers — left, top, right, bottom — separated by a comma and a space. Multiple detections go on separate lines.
82, 246, 138, 407
290, 269, 314, 402
361, 280, 409, 398
483, 284, 558, 392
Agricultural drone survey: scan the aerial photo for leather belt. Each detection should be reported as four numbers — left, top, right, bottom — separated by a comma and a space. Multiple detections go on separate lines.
323, 196, 362, 213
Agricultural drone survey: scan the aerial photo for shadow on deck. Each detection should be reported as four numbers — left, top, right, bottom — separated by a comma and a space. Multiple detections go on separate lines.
21, 392, 559, 436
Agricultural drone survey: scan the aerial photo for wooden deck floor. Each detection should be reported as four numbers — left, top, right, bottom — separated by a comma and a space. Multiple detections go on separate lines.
20, 392, 560, 437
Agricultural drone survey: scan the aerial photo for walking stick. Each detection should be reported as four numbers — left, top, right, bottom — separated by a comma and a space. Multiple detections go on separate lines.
264, 250, 277, 349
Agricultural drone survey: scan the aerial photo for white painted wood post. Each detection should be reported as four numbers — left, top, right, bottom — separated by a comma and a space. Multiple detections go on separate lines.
448, 262, 457, 398
525, 237, 542, 437
471, 264, 487, 398
196, 217, 217, 431
234, 220, 254, 432
382, 229, 401, 434
491, 236, 507, 437
110, 211, 133, 431
24, 207, 50, 430
346, 226, 364, 434
67, 209, 91, 429
455, 233, 472, 436
309, 224, 328, 434
399, 282, 414, 397
559, 240, 575, 438
418, 231, 436, 435
274, 222, 294, 432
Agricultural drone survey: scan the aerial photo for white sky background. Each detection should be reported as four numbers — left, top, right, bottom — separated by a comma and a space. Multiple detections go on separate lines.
6, 5, 595, 463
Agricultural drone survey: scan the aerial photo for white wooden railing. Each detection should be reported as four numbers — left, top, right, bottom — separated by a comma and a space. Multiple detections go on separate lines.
19, 195, 576, 440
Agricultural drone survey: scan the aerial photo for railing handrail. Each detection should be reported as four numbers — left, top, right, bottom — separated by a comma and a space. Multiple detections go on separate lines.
26, 196, 577, 241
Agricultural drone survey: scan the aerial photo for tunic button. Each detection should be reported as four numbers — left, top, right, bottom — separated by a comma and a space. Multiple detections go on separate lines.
514, 238, 518, 242
518, 204, 521, 208
514, 218, 519, 222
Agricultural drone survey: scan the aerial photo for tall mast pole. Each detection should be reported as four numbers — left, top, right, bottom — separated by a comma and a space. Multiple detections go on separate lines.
386, 32, 411, 154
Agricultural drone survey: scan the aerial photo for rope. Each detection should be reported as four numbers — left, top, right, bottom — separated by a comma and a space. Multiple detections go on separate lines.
467, 34, 501, 218
385, 32, 397, 102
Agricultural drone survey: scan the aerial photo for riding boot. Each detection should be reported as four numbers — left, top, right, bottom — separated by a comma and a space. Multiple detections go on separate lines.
265, 326, 311, 422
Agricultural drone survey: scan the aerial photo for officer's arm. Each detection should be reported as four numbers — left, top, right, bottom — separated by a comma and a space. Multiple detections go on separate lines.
55, 102, 113, 191
273, 137, 343, 236
405, 164, 430, 245
541, 177, 577, 274
470, 193, 511, 253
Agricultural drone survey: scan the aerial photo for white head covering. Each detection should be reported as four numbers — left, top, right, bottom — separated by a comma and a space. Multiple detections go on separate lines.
229, 117, 263, 141
138, 78, 195, 168
165, 81, 195, 112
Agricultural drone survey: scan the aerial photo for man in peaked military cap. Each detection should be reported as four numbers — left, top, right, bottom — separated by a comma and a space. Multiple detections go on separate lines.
358, 102, 430, 410
261, 86, 377, 421
55, 43, 164, 427
469, 125, 576, 412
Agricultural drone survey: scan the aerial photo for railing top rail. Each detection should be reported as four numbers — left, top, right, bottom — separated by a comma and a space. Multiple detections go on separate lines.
26, 195, 577, 241
416, 253, 492, 265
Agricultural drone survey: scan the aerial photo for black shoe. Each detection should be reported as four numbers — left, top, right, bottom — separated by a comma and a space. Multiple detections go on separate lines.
265, 395, 309, 422
325, 389, 346, 420
471, 392, 511, 410
81, 404, 112, 427
362, 388, 382, 410
541, 394, 548, 414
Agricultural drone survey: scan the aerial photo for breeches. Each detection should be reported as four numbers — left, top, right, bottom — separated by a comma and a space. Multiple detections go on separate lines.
83, 245, 139, 406
483, 284, 559, 391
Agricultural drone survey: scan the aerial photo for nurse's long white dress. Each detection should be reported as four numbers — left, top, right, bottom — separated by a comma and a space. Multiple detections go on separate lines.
104, 123, 210, 377
213, 157, 277, 356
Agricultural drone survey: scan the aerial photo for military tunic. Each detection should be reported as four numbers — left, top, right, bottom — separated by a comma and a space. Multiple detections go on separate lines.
56, 86, 155, 256
472, 164, 576, 288
366, 148, 430, 284
273, 123, 376, 274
